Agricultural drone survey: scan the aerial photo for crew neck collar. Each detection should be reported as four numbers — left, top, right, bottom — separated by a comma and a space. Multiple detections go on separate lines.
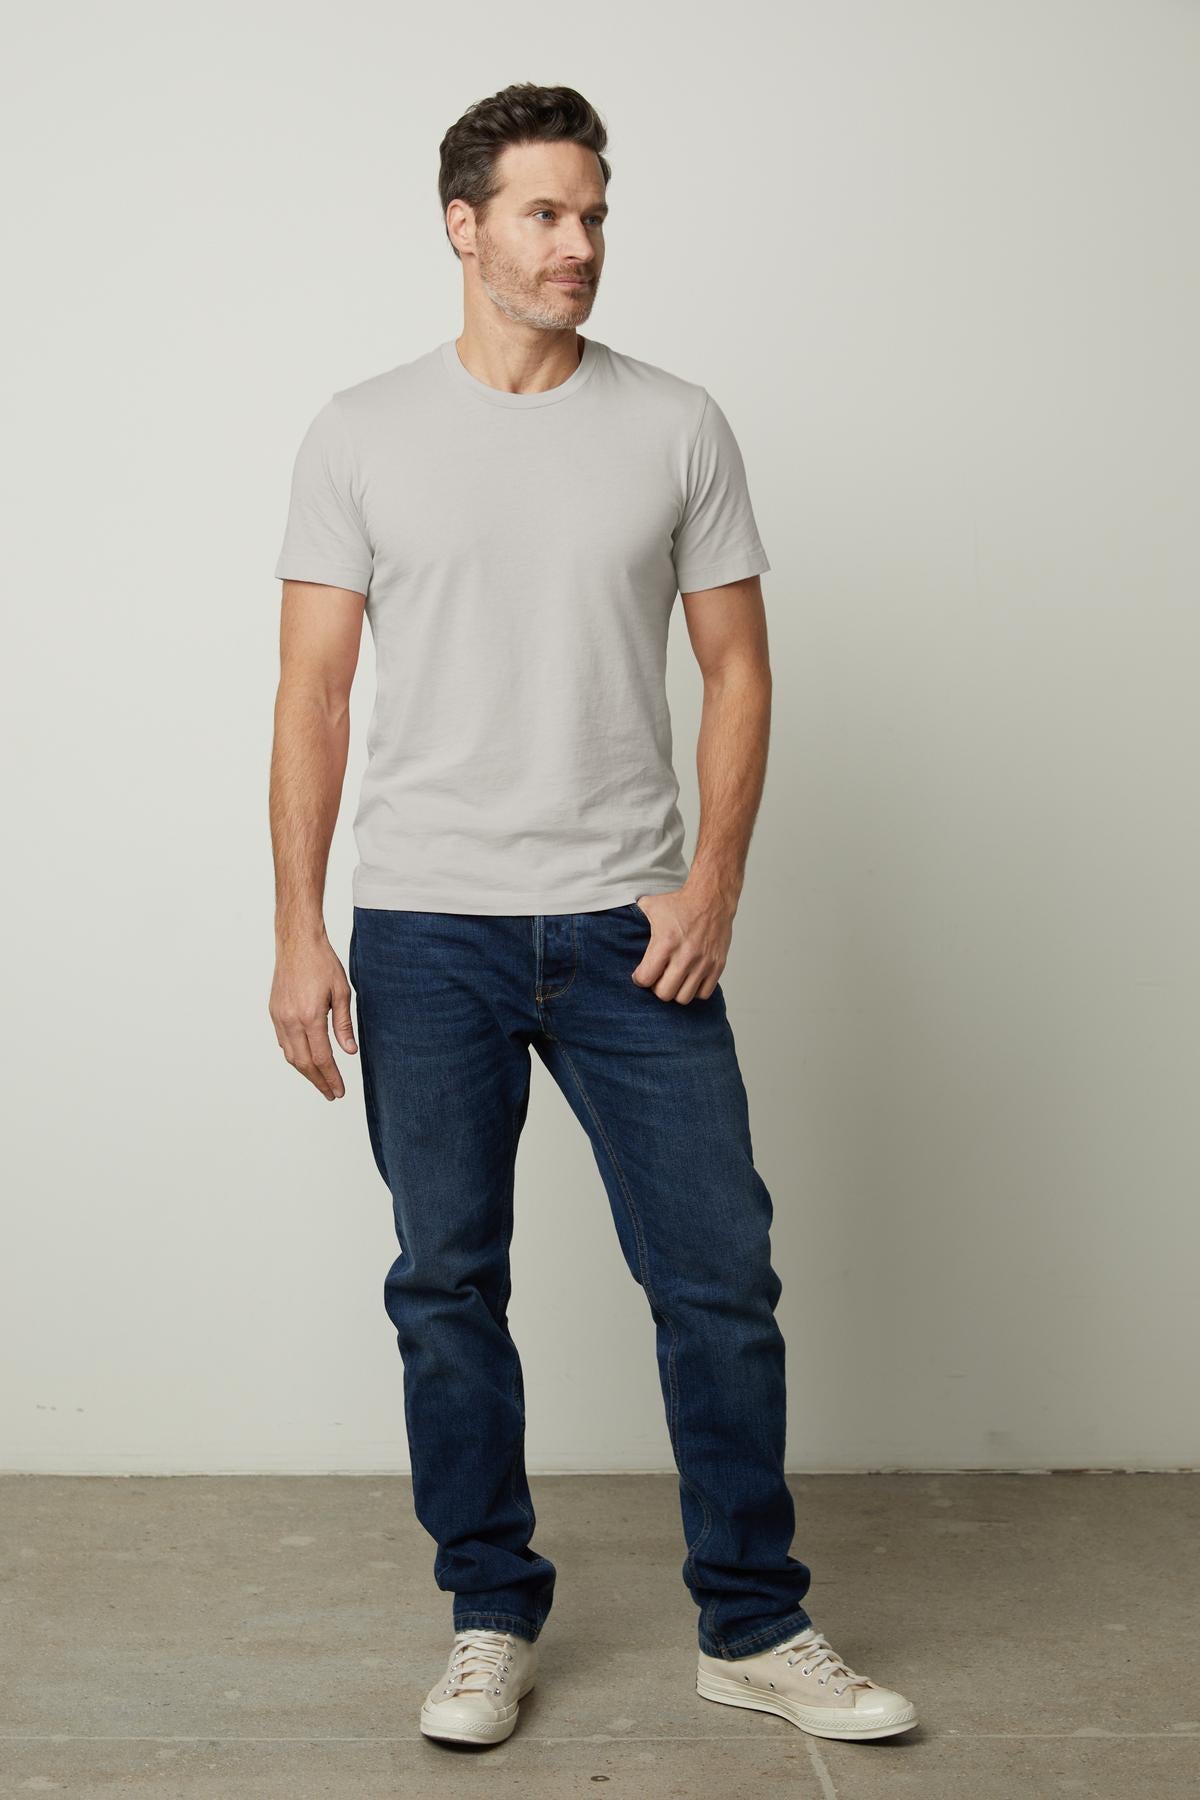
439, 334, 600, 408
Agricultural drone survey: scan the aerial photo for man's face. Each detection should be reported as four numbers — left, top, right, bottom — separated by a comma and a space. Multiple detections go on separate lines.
464, 140, 606, 329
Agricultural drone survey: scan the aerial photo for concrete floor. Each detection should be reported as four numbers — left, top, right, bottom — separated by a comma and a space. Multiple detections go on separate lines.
1, 1471, 1197, 1798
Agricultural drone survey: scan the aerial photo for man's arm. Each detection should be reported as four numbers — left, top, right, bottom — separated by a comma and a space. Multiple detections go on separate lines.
630, 574, 772, 1005
267, 579, 366, 1099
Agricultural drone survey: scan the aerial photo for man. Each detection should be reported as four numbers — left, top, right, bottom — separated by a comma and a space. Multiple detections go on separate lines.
268, 82, 918, 1749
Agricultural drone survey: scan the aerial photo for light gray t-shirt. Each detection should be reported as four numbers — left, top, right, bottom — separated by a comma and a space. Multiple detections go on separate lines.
273, 334, 770, 914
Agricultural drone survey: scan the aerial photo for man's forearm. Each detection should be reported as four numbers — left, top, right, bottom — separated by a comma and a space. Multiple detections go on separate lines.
686, 664, 772, 910
269, 682, 350, 944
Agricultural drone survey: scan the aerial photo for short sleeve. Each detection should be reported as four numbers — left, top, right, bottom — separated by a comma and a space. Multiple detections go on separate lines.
671, 391, 771, 595
273, 398, 373, 595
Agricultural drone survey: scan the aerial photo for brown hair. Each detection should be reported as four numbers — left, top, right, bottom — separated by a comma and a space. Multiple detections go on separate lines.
438, 82, 611, 260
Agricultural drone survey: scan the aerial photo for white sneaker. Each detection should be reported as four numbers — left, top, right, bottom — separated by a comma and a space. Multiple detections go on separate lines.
697, 1624, 918, 1741
419, 1628, 538, 1745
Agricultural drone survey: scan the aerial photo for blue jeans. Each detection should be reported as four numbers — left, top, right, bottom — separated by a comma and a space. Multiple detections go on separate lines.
347, 900, 814, 1659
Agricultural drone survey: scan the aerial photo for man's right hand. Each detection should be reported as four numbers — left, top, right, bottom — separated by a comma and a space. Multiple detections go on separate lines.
269, 932, 358, 1101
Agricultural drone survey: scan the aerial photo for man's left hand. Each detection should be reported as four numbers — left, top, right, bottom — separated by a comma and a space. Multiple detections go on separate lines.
630, 883, 735, 1004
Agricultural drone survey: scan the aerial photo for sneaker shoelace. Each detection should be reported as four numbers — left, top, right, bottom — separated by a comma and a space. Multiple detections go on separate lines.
442, 1629, 516, 1698
771, 1629, 874, 1696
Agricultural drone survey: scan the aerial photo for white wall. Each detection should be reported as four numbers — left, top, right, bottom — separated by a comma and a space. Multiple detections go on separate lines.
3, 0, 1197, 1474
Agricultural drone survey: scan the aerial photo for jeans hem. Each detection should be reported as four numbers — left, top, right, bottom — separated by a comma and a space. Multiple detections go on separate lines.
700, 1609, 814, 1660
452, 1609, 544, 1644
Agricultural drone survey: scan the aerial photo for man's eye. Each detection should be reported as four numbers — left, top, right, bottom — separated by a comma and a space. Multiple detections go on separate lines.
535, 211, 604, 224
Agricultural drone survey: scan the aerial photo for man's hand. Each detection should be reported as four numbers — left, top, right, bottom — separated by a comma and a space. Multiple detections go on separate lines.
269, 932, 358, 1100
630, 883, 736, 1004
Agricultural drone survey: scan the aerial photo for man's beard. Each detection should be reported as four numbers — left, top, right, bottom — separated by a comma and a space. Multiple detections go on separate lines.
476, 237, 597, 329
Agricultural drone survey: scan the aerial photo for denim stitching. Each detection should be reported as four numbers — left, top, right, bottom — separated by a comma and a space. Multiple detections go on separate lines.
508, 1361, 536, 1537
540, 913, 578, 1000
452, 1609, 543, 1639
700, 1590, 721, 1650
552, 1041, 716, 1602
713, 1610, 815, 1658
356, 1004, 388, 1188
506, 1074, 537, 1538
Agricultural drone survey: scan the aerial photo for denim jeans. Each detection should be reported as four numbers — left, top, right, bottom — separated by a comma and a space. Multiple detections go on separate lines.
347, 900, 814, 1659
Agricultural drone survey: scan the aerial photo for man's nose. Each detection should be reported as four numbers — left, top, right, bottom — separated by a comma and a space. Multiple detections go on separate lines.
560, 228, 596, 262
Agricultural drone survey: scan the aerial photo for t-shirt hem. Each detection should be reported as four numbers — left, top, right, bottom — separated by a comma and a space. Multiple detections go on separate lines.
352, 883, 657, 915
675, 543, 770, 595
275, 557, 371, 593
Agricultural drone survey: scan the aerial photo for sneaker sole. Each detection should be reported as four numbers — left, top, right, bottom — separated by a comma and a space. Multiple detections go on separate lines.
696, 1666, 918, 1740
419, 1676, 536, 1746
